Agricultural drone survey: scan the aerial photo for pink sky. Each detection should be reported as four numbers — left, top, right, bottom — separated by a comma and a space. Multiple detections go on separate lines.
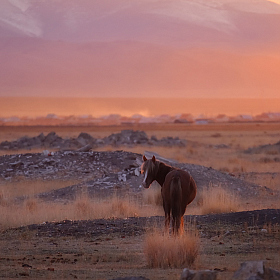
1, 0, 280, 116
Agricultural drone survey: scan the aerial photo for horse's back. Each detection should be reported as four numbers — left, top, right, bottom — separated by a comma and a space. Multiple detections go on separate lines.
164, 169, 197, 206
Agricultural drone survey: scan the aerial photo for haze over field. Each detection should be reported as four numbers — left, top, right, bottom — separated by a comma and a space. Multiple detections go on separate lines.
1, 0, 280, 116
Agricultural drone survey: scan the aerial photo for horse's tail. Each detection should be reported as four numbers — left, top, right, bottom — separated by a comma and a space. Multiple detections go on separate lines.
188, 175, 197, 205
170, 174, 182, 234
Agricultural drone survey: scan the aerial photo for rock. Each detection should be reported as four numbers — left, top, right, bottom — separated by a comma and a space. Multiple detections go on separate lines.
181, 268, 217, 280
0, 130, 188, 151
232, 261, 280, 280
118, 173, 126, 182
43, 132, 63, 147
103, 130, 149, 146
77, 144, 92, 152
78, 132, 95, 142
42, 150, 50, 156
264, 267, 280, 280
134, 167, 140, 176
9, 161, 23, 168
37, 132, 45, 141
232, 261, 264, 280
77, 132, 96, 146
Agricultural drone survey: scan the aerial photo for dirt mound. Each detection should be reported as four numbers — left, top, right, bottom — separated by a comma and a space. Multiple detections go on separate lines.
0, 150, 275, 202
244, 140, 280, 155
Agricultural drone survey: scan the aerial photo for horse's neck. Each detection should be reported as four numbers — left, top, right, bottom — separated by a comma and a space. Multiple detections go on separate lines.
156, 162, 173, 187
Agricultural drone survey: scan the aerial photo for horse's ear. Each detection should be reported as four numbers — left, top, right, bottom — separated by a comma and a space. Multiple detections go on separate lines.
152, 155, 156, 162
143, 155, 147, 161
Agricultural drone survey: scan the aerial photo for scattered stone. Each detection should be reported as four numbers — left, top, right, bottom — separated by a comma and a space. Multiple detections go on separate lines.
118, 173, 126, 182
22, 263, 32, 268
181, 268, 217, 280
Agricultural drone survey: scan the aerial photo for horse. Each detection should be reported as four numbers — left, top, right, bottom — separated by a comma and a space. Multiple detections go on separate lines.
140, 155, 197, 235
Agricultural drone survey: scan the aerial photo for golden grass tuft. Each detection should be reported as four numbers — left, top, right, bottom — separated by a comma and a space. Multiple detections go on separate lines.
200, 184, 239, 215
144, 228, 199, 268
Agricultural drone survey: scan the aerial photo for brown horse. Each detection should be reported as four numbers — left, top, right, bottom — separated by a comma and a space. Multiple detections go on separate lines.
140, 155, 197, 234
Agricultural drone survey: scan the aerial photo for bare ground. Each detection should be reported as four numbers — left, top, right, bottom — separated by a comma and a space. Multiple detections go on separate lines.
0, 209, 279, 280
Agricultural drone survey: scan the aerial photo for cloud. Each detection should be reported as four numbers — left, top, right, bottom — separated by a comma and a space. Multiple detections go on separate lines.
0, 0, 42, 37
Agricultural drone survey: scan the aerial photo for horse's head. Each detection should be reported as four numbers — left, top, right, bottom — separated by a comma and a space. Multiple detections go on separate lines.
140, 155, 158, 188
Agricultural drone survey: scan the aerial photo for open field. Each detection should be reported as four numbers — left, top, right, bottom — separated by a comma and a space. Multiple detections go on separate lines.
0, 123, 280, 279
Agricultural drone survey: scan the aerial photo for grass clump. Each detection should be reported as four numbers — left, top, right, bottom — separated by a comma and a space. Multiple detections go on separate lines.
144, 228, 199, 268
200, 184, 239, 214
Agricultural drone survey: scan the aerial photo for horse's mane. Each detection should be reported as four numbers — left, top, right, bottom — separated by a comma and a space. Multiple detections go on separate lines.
141, 159, 159, 173
141, 158, 171, 174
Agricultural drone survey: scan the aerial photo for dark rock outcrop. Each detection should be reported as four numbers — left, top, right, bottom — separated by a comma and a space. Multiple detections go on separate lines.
0, 130, 186, 151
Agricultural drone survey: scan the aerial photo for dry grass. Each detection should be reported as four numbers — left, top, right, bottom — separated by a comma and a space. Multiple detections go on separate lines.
144, 226, 199, 268
0, 187, 168, 230
142, 182, 162, 207
199, 184, 240, 215
0, 194, 143, 230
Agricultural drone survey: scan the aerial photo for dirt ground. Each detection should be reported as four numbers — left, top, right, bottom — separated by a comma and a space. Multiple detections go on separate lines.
0, 123, 280, 280
0, 210, 279, 280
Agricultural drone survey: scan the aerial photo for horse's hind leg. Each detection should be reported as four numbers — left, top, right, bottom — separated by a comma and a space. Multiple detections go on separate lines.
172, 216, 180, 235
165, 212, 170, 233
179, 216, 184, 235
